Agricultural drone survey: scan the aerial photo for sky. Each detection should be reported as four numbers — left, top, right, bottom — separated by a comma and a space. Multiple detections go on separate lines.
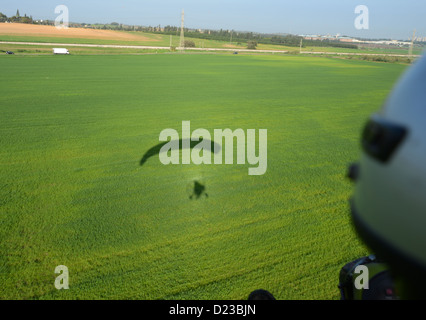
1, 0, 425, 40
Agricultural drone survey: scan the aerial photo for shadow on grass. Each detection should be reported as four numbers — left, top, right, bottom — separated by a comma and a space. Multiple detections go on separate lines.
139, 138, 221, 167
189, 180, 208, 200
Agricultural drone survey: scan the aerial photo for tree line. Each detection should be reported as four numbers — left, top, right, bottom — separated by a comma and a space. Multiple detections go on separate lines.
140, 25, 357, 49
0, 10, 34, 24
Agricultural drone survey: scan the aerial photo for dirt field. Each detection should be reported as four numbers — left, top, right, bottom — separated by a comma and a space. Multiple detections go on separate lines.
0, 23, 156, 42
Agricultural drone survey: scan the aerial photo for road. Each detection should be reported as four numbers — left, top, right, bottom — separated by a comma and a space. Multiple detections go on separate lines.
0, 41, 420, 57
0, 41, 289, 54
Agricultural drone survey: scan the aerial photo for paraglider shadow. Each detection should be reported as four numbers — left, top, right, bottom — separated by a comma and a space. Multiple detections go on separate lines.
189, 180, 208, 200
139, 138, 221, 167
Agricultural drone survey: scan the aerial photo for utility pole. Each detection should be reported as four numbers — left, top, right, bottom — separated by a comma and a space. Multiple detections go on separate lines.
179, 9, 185, 50
409, 29, 416, 56
299, 38, 303, 54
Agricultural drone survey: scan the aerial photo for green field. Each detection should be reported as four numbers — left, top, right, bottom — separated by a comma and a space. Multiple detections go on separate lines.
0, 53, 408, 299
0, 32, 249, 50
2, 31, 423, 55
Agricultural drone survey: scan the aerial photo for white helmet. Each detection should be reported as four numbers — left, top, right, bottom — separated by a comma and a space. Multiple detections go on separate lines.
350, 53, 426, 299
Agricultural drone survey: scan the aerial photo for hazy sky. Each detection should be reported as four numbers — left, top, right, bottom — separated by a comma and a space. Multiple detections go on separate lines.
1, 1, 424, 40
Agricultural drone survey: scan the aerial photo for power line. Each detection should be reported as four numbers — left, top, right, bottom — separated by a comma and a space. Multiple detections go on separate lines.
179, 9, 185, 50
409, 29, 416, 56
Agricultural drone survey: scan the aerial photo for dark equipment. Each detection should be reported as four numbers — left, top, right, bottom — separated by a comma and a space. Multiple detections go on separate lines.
338, 255, 399, 300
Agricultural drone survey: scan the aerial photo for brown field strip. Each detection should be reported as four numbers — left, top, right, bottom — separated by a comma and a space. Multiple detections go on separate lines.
0, 22, 157, 42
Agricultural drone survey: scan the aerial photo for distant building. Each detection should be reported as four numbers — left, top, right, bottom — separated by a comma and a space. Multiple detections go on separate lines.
339, 37, 355, 43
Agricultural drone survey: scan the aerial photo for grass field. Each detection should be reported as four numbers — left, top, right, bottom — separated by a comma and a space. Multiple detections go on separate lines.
0, 53, 408, 299
2, 32, 424, 55
2, 23, 424, 55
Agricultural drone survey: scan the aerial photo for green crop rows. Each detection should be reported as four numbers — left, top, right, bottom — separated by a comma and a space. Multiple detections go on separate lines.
0, 54, 407, 299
